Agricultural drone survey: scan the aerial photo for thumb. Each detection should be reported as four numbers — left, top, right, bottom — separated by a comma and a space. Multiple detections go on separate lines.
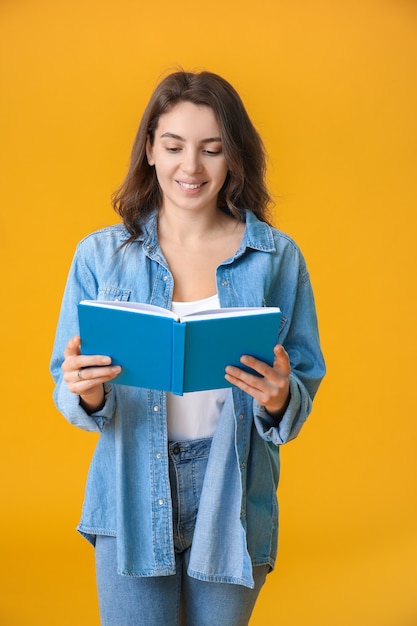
64, 335, 81, 358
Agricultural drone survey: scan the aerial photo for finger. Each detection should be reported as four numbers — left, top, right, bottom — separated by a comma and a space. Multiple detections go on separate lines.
272, 344, 291, 372
224, 365, 267, 394
225, 346, 291, 411
72, 365, 122, 382
74, 365, 121, 384
225, 366, 289, 414
63, 335, 81, 358
62, 352, 112, 375
239, 344, 290, 378
65, 364, 121, 394
238, 355, 272, 378
224, 368, 276, 406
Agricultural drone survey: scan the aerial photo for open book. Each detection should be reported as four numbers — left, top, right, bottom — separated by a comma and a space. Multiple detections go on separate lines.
78, 300, 281, 395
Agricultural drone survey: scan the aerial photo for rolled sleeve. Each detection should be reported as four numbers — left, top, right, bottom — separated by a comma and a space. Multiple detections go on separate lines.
50, 237, 117, 432
253, 375, 312, 445
53, 380, 116, 432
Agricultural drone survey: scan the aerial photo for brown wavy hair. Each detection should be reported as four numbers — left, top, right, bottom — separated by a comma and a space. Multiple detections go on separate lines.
112, 71, 273, 244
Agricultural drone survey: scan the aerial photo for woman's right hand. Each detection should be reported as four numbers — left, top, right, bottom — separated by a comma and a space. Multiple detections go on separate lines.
62, 335, 122, 412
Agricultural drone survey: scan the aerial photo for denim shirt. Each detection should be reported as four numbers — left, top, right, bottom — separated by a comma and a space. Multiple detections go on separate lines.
50, 210, 325, 589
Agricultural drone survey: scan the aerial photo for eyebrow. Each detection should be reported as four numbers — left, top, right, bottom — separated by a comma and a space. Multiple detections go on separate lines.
160, 132, 222, 143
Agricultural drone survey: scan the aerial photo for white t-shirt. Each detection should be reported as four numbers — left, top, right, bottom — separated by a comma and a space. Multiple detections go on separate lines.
166, 294, 229, 441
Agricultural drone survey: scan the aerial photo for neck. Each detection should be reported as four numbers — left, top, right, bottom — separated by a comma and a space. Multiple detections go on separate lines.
157, 207, 230, 244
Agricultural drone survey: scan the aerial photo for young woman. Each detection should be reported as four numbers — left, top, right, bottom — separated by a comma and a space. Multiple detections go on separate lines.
50, 70, 325, 626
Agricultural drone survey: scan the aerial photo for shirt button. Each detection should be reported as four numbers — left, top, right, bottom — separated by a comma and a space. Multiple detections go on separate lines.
221, 280, 228, 286
239, 414, 244, 420
146, 244, 152, 249
156, 453, 162, 459
153, 405, 159, 412
158, 499, 164, 506
163, 275, 168, 281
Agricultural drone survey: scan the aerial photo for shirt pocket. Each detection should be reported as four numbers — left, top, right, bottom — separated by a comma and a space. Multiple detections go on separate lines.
97, 286, 131, 302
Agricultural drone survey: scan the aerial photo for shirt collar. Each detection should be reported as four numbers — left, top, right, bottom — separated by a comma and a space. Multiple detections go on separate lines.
123, 209, 276, 255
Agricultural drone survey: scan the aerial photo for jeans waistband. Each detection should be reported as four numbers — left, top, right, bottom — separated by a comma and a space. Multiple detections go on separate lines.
168, 437, 212, 461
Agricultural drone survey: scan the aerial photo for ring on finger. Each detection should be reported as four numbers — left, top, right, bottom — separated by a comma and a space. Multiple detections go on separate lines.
77, 368, 84, 380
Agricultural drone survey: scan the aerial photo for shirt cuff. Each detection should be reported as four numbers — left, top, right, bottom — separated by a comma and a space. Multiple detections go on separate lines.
253, 377, 307, 445
54, 381, 116, 432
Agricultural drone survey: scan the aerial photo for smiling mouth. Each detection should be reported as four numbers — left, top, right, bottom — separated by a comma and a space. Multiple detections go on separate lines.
177, 181, 205, 190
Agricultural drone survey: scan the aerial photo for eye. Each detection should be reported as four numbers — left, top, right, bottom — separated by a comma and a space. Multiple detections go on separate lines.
204, 149, 222, 156
166, 146, 182, 153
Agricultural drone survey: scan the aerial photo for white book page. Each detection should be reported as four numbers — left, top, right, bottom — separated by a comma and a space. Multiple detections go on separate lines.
80, 300, 280, 323
182, 307, 281, 322
79, 300, 177, 319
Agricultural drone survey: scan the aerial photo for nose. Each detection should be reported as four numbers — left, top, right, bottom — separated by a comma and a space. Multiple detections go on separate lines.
180, 148, 203, 174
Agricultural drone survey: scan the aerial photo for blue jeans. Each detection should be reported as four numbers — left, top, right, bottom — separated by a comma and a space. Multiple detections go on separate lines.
95, 438, 268, 625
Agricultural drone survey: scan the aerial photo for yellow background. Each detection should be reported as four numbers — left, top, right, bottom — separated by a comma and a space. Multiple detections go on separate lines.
1, 0, 416, 624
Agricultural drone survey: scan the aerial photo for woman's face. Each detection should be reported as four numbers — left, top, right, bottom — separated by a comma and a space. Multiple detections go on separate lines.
146, 101, 229, 215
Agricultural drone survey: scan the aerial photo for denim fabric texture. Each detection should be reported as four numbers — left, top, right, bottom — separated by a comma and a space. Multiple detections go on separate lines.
96, 437, 267, 625
168, 438, 212, 553
50, 209, 326, 589
95, 536, 268, 626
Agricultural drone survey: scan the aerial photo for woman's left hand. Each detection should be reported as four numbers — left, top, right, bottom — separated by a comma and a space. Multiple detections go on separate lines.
225, 344, 291, 418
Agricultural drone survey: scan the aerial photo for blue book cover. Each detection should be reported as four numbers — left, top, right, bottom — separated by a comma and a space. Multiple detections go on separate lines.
78, 300, 281, 395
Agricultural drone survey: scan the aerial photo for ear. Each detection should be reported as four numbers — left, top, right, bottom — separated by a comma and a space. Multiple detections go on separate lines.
146, 137, 155, 166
